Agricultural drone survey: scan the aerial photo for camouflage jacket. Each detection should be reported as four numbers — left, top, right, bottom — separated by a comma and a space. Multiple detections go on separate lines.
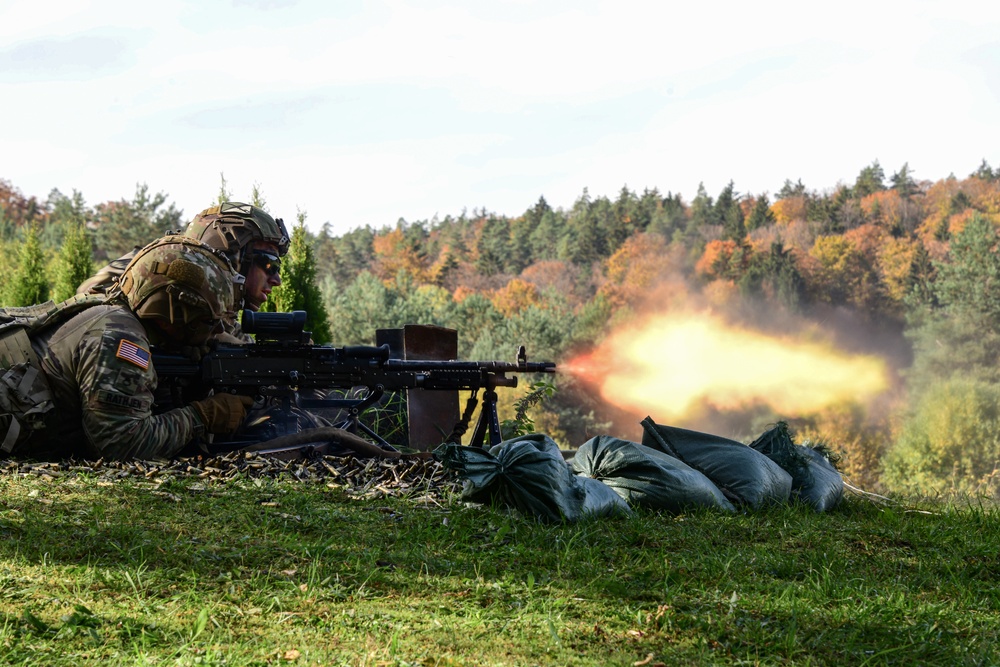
29, 303, 205, 460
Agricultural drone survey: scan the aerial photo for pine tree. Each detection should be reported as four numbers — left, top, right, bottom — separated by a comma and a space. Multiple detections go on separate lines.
269, 210, 332, 344
476, 215, 510, 276
714, 181, 746, 241
971, 159, 996, 182
7, 222, 50, 306
891, 163, 917, 198
745, 194, 776, 231
250, 182, 267, 209
687, 182, 715, 232
216, 172, 233, 205
51, 221, 94, 302
853, 161, 886, 198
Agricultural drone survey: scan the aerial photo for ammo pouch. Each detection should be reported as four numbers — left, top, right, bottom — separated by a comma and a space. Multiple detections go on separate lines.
0, 327, 55, 454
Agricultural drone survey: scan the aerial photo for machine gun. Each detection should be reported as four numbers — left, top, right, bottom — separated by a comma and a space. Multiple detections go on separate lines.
152, 310, 556, 455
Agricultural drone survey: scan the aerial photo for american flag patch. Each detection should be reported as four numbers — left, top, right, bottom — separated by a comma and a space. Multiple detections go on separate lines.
116, 339, 151, 370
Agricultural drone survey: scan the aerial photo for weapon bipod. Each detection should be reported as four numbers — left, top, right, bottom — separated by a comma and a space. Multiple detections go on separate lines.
298, 385, 400, 453
300, 382, 505, 451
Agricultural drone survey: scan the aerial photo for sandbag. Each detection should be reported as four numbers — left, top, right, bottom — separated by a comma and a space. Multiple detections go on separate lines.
434, 434, 631, 523
748, 422, 843, 512
640, 416, 792, 509
571, 435, 734, 513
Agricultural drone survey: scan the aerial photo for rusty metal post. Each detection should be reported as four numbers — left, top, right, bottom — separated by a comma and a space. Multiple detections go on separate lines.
376, 324, 460, 451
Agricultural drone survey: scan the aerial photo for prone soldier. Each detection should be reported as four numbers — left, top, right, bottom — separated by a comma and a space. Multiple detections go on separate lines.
0, 236, 254, 461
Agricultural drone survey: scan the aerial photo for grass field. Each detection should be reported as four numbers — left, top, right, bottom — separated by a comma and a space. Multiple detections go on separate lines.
0, 457, 997, 666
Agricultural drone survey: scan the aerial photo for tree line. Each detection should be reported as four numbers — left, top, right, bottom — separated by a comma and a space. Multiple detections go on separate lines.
3, 158, 1000, 496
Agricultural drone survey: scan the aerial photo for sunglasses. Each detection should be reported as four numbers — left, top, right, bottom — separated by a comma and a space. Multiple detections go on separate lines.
252, 250, 282, 277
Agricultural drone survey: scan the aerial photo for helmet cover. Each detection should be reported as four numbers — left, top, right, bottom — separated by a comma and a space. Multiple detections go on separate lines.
183, 201, 290, 271
118, 236, 243, 329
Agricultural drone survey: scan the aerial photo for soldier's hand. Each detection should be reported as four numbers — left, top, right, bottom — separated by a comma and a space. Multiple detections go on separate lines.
181, 343, 211, 362
217, 332, 248, 345
190, 394, 254, 434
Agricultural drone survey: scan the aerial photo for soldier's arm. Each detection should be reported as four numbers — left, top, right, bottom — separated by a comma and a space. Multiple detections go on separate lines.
75, 321, 206, 460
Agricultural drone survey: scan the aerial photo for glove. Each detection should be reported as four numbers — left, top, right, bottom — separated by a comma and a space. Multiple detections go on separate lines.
214, 331, 249, 345
190, 394, 254, 434
180, 343, 211, 362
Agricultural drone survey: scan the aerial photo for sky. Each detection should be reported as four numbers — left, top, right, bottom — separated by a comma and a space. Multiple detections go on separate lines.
1, 0, 998, 236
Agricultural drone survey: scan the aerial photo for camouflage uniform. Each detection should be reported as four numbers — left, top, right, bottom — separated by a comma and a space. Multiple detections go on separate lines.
30, 304, 203, 460
4, 237, 242, 460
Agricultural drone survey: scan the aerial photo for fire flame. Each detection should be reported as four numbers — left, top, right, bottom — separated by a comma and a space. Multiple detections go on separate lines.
565, 311, 889, 421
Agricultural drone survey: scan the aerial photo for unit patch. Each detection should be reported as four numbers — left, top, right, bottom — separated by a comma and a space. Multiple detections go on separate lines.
115, 339, 150, 370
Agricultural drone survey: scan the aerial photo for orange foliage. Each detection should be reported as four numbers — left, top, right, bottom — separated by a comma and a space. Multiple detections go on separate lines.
490, 278, 540, 317
451, 285, 476, 303
597, 233, 673, 309
860, 190, 904, 231
695, 239, 739, 280
371, 228, 429, 284
917, 176, 1000, 248
519, 260, 583, 305
843, 224, 886, 257
946, 208, 980, 237
771, 196, 807, 225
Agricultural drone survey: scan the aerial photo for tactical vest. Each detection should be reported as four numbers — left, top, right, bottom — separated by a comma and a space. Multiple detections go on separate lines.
0, 295, 110, 453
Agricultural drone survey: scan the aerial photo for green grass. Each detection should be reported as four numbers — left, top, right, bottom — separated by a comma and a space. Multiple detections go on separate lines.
0, 468, 998, 666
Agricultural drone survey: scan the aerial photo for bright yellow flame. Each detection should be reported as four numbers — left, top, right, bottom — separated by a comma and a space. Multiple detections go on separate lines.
570, 311, 889, 421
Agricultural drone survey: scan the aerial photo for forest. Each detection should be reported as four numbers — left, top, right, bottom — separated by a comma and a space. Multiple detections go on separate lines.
2, 158, 1000, 498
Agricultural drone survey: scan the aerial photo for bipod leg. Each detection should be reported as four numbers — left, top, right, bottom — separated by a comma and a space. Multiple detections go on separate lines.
331, 385, 399, 453
469, 386, 502, 448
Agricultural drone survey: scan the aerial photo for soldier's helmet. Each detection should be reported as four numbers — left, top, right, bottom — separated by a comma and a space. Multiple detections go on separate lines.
183, 202, 290, 275
117, 236, 244, 341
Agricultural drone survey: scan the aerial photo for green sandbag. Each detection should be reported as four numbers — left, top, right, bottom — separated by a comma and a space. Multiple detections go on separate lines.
434, 434, 631, 523
640, 416, 792, 509
748, 422, 843, 512
571, 435, 734, 513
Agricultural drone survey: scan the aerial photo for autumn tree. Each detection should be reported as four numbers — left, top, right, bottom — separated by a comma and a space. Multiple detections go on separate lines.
805, 231, 883, 314
490, 278, 540, 318
372, 225, 429, 283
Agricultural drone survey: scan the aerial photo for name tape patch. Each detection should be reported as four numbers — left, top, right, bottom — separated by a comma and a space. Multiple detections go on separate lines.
96, 390, 150, 411
116, 339, 151, 370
